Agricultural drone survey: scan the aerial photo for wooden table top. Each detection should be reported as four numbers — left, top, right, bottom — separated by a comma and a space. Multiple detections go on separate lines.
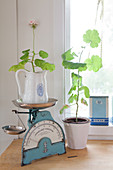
0, 139, 113, 170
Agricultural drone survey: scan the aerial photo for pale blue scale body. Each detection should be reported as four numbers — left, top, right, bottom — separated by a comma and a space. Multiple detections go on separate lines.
21, 110, 66, 166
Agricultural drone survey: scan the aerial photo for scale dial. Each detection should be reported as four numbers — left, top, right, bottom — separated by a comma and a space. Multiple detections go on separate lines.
23, 120, 64, 150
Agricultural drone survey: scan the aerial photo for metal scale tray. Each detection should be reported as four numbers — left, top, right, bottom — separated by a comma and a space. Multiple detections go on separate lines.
2, 98, 57, 135
12, 98, 58, 109
2, 125, 26, 135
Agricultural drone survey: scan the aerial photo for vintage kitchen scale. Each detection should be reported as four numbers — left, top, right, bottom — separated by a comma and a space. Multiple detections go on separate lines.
2, 98, 66, 166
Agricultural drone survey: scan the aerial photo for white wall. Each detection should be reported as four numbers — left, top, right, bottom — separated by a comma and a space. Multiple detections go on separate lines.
0, 0, 18, 155
0, 0, 65, 153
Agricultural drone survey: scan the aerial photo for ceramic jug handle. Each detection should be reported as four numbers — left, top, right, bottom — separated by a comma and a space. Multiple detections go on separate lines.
15, 69, 27, 99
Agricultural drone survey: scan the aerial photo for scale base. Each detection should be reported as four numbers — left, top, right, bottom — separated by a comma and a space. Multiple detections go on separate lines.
21, 137, 66, 166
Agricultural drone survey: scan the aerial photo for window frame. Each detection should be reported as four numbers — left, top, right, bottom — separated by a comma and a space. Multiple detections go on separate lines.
64, 0, 113, 140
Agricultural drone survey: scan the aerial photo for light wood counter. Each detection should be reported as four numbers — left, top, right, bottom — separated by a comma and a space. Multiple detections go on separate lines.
0, 139, 113, 170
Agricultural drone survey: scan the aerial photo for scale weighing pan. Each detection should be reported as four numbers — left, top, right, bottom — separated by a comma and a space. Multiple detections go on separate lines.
2, 98, 58, 135
2, 125, 26, 135
12, 98, 58, 109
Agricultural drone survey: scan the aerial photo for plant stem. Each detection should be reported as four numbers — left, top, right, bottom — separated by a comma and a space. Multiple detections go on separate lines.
33, 27, 35, 52
31, 61, 35, 72
75, 48, 85, 122
32, 27, 35, 72
76, 70, 79, 122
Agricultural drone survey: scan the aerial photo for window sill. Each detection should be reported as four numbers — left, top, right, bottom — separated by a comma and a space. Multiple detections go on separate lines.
88, 125, 113, 140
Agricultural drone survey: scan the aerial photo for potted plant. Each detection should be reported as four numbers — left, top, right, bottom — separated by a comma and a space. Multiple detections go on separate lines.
9, 20, 55, 103
60, 29, 102, 149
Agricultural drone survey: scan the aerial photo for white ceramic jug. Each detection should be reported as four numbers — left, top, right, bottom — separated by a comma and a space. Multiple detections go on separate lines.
15, 69, 48, 103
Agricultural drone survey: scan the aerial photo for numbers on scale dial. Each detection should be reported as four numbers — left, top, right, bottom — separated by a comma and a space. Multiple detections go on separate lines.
23, 120, 64, 150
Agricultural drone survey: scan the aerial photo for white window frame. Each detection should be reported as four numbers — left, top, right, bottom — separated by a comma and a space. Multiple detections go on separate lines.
64, 0, 113, 140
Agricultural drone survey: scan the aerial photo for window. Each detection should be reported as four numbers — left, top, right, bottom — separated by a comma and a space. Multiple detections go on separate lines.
65, 0, 113, 139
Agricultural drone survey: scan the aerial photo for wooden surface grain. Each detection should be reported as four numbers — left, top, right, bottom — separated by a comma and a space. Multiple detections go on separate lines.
0, 139, 113, 170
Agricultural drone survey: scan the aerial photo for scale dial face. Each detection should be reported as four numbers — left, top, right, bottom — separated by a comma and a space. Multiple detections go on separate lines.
23, 120, 64, 150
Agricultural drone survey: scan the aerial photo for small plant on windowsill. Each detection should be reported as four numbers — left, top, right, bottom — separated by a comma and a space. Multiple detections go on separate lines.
60, 29, 102, 149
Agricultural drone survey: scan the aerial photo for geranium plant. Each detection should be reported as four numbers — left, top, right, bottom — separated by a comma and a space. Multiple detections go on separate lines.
9, 20, 55, 72
60, 29, 102, 122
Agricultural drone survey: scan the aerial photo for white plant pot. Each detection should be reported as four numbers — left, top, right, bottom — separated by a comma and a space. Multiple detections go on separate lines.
64, 117, 90, 149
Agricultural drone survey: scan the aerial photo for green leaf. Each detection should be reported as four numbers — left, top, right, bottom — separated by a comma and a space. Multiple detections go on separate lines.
19, 59, 29, 65
68, 94, 77, 103
68, 94, 74, 103
8, 63, 25, 72
43, 63, 55, 72
22, 49, 30, 54
78, 65, 87, 72
85, 55, 102, 72
71, 72, 82, 86
60, 105, 69, 114
35, 59, 45, 67
83, 29, 101, 48
62, 60, 86, 69
35, 59, 55, 72
39, 50, 48, 58
62, 49, 78, 61
73, 94, 77, 101
79, 86, 90, 98
68, 86, 76, 95
81, 98, 88, 106
72, 52, 78, 57
20, 52, 29, 60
